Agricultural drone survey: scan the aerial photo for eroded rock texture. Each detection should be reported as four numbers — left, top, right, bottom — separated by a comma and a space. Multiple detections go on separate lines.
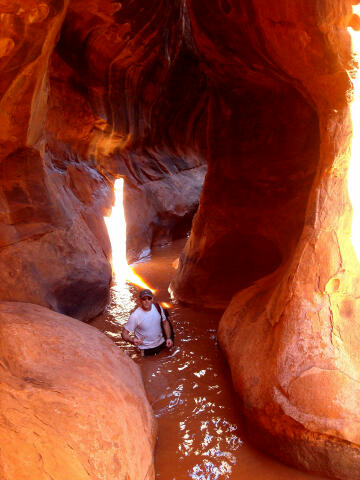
46, 0, 208, 261
0, 0, 207, 319
171, 0, 360, 478
0, 302, 156, 479
0, 0, 113, 320
2, 0, 360, 478
0, 0, 67, 158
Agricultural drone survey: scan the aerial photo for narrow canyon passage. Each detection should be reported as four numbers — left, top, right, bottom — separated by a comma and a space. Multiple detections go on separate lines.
91, 239, 327, 480
1, 1, 360, 478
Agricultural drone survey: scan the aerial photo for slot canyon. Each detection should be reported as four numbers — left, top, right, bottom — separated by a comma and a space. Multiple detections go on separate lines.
1, 0, 360, 479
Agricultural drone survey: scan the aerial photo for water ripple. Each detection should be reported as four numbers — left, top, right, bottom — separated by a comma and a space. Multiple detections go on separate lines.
91, 239, 327, 480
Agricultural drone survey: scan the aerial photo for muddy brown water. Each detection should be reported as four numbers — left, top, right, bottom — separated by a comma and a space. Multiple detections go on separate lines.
91, 239, 326, 480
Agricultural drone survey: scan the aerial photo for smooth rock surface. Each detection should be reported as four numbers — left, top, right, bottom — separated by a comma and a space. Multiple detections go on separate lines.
0, 301, 156, 480
170, 85, 319, 308
171, 0, 360, 478
171, 0, 352, 308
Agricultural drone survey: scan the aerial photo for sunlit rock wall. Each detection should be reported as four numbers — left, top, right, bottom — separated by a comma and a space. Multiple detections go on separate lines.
171, 0, 360, 478
0, 302, 156, 480
0, 0, 208, 320
0, 0, 112, 321
46, 0, 208, 261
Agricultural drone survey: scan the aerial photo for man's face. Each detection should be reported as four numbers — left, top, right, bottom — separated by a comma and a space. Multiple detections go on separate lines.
140, 296, 152, 311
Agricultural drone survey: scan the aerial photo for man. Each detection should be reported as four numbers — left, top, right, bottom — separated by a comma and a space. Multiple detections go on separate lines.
121, 289, 173, 356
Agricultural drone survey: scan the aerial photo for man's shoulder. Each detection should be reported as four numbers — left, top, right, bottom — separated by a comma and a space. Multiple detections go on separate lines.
129, 306, 141, 318
153, 302, 167, 320
131, 305, 154, 316
152, 302, 160, 312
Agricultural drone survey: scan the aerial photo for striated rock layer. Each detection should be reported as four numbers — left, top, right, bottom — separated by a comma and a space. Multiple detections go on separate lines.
47, 0, 208, 261
172, 0, 360, 478
0, 0, 69, 159
0, 301, 156, 480
0, 0, 207, 318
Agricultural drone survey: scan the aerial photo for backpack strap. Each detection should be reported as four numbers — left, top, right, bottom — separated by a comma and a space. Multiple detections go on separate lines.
154, 302, 165, 321
155, 303, 174, 343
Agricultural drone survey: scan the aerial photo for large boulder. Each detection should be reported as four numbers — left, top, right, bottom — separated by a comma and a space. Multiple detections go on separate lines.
0, 301, 156, 480
0, 146, 112, 321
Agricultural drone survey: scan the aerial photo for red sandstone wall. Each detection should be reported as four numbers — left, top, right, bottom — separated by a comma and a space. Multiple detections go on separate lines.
0, 0, 113, 321
171, 0, 351, 308
1, 1, 360, 478
171, 0, 360, 477
46, 0, 208, 261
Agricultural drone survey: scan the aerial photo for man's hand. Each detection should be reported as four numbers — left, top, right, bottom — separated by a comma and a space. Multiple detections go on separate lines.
122, 327, 142, 346
163, 319, 173, 349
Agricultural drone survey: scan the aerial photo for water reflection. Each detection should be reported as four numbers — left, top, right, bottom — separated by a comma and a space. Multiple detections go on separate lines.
146, 309, 243, 480
91, 239, 326, 480
91, 279, 139, 357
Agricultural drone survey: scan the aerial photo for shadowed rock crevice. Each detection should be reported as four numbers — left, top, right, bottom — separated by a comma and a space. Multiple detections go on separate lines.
172, 82, 320, 307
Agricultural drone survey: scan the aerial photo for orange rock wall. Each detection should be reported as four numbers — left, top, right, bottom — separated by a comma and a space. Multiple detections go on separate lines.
2, 0, 360, 478
47, 0, 208, 261
172, 0, 352, 308
170, 0, 360, 477
0, 0, 112, 321
0, 0, 69, 158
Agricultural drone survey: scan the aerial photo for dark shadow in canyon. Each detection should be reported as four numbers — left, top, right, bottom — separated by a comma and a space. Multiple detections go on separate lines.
172, 80, 320, 308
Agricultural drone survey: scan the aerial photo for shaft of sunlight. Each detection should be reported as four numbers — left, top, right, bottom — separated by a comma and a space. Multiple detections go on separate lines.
348, 5, 360, 261
104, 178, 155, 291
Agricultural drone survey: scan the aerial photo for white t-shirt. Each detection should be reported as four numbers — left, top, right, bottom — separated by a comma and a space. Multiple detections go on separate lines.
124, 304, 166, 349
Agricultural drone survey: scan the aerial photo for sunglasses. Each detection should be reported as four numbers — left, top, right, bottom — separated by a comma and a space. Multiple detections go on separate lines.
141, 297, 152, 301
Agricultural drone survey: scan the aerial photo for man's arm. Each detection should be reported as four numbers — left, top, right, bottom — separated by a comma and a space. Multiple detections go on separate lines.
121, 327, 142, 346
162, 319, 173, 348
